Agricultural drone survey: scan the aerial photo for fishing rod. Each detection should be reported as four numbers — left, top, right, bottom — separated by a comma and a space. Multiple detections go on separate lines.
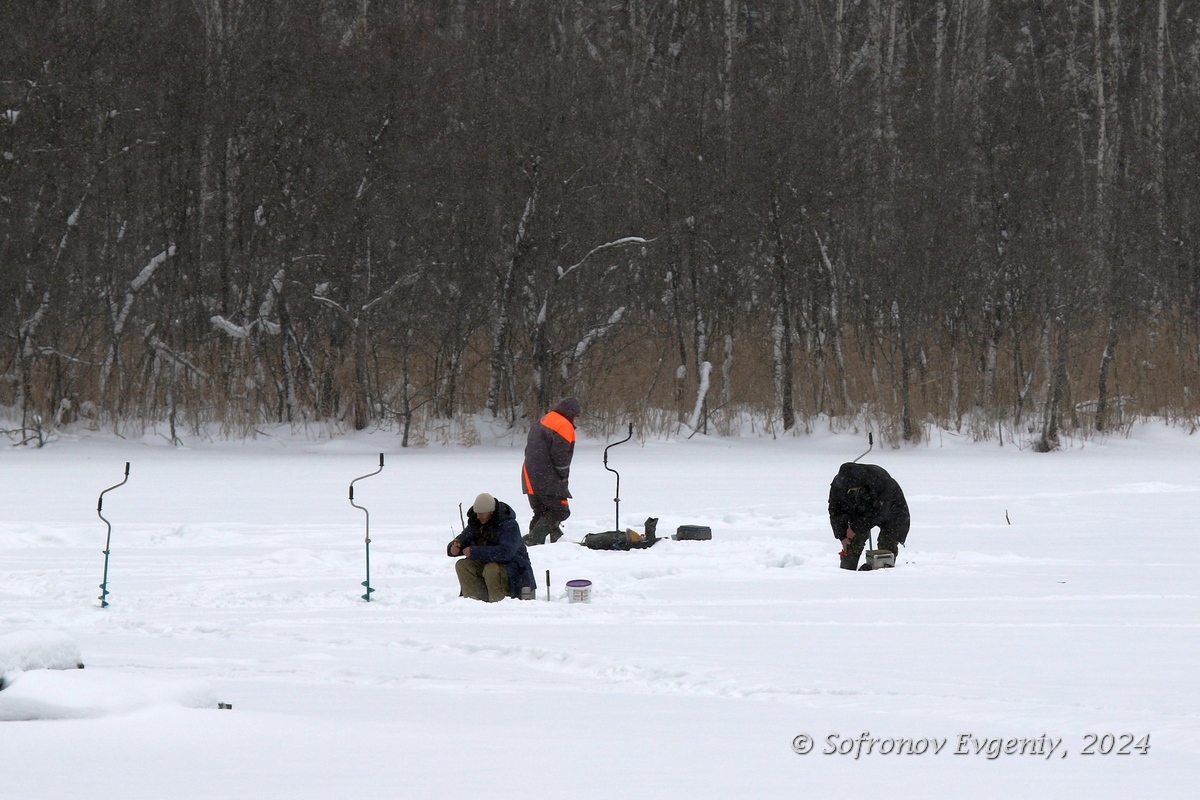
349, 453, 385, 602
97, 462, 130, 608
603, 422, 634, 532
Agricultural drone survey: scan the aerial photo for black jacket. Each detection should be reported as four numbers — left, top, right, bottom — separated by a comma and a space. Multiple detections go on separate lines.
828, 462, 909, 544
448, 500, 536, 597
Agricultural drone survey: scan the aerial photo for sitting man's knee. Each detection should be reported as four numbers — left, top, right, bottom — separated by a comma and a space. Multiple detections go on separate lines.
481, 562, 509, 601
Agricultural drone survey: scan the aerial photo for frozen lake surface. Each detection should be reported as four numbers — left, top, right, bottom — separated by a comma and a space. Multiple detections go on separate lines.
1, 423, 1196, 797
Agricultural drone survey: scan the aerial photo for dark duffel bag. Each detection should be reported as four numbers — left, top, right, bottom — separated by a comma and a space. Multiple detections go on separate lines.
581, 530, 627, 550
582, 517, 659, 550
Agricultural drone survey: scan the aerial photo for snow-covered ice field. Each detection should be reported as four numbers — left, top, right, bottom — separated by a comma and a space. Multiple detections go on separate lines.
1, 423, 1197, 798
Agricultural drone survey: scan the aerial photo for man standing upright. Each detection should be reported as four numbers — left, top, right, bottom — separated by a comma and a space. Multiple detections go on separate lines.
521, 397, 580, 546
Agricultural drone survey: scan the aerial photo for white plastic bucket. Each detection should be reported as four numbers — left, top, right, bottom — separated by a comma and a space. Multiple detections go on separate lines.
566, 579, 592, 603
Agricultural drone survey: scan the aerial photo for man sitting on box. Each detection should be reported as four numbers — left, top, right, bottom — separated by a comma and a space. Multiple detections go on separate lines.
828, 462, 910, 571
448, 493, 537, 601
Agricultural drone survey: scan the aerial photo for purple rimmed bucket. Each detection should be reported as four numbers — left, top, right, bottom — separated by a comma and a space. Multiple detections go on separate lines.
566, 579, 592, 603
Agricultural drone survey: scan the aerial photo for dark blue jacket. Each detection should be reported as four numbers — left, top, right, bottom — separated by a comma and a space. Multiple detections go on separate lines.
447, 499, 537, 598
828, 462, 910, 544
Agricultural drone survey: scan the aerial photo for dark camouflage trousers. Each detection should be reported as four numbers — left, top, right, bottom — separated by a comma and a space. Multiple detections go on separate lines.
839, 527, 901, 570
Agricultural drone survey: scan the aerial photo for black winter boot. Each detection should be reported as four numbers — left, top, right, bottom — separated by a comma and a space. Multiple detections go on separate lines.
524, 516, 557, 547
644, 517, 659, 541
839, 553, 859, 571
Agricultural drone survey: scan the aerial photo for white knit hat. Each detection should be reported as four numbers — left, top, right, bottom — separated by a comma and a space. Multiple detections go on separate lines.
472, 492, 497, 514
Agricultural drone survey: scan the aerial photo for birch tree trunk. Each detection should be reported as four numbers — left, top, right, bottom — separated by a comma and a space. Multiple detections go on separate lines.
933, 0, 948, 124
721, 0, 738, 156
14, 292, 51, 431
814, 229, 852, 415
1037, 320, 1071, 452
979, 300, 1000, 427
486, 174, 537, 421
198, 0, 237, 312
771, 197, 794, 431
99, 246, 174, 398
1152, 0, 1167, 237
948, 304, 962, 430
689, 256, 709, 434
894, 300, 917, 441
1093, 0, 1120, 432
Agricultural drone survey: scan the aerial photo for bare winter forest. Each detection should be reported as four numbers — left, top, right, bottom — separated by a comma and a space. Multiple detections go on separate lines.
2, 1, 1199, 448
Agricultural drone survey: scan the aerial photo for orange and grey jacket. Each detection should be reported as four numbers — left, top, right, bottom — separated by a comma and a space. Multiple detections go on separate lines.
521, 400, 578, 498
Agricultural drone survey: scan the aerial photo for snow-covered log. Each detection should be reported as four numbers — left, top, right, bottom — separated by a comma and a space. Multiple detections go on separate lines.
0, 630, 84, 680
0, 670, 216, 720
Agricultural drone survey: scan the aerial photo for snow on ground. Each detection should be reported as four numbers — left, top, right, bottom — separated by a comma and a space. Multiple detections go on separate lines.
1, 422, 1197, 798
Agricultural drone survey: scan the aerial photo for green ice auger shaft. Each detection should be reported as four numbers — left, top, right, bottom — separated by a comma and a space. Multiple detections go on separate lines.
97, 461, 130, 608
603, 423, 634, 532
349, 453, 385, 601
